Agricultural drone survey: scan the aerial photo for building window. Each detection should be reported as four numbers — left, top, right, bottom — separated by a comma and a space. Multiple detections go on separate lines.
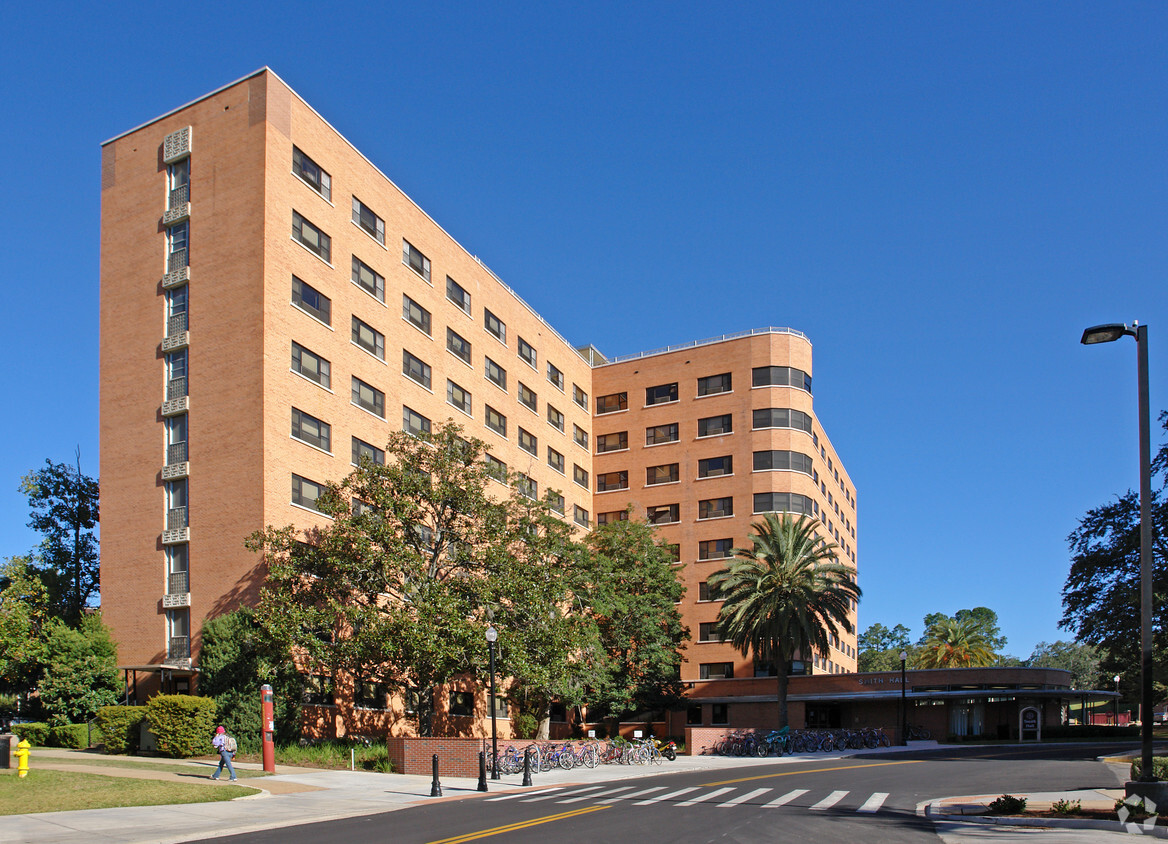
596, 392, 627, 414
292, 211, 331, 262
547, 447, 565, 473
646, 463, 679, 486
168, 608, 190, 659
547, 491, 565, 514
711, 703, 729, 724
597, 510, 629, 526
165, 479, 188, 532
402, 350, 432, 389
573, 465, 589, 488
646, 383, 678, 406
484, 454, 507, 482
354, 679, 388, 710
302, 675, 335, 707
699, 538, 734, 560
351, 377, 385, 418
518, 337, 537, 368
168, 157, 190, 207
663, 543, 681, 562
700, 663, 734, 680
687, 705, 703, 726
446, 276, 471, 313
698, 414, 732, 437
448, 691, 474, 718
697, 373, 732, 396
698, 456, 733, 478
597, 471, 628, 492
352, 437, 385, 466
753, 451, 814, 475
573, 384, 588, 409
647, 504, 679, 525
699, 497, 733, 519
596, 431, 628, 453
292, 474, 325, 511
698, 623, 724, 643
351, 256, 385, 302
166, 415, 188, 466
518, 427, 538, 456
166, 285, 188, 335
518, 382, 537, 412
167, 221, 189, 271
292, 276, 331, 324
402, 294, 432, 335
292, 146, 330, 200
403, 406, 431, 437
752, 407, 813, 433
447, 328, 472, 364
291, 342, 330, 388
698, 581, 720, 602
447, 380, 472, 415
515, 474, 537, 500
485, 405, 507, 437
291, 408, 331, 451
484, 309, 506, 343
402, 239, 431, 282
351, 316, 385, 360
491, 696, 510, 718
485, 357, 507, 390
573, 425, 589, 450
547, 405, 564, 432
752, 365, 812, 393
166, 350, 188, 399
646, 423, 679, 445
753, 492, 814, 516
573, 505, 590, 527
547, 362, 564, 390
351, 197, 385, 245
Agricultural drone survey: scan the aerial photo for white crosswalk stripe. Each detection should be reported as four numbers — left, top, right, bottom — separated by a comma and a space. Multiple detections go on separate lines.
676, 787, 735, 806
557, 785, 634, 803
717, 787, 771, 807
633, 786, 700, 805
486, 787, 561, 801
522, 785, 600, 802
857, 792, 889, 813
607, 786, 666, 801
810, 790, 849, 810
762, 789, 809, 807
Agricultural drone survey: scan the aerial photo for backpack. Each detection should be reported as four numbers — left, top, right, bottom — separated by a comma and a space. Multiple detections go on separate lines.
223, 734, 237, 753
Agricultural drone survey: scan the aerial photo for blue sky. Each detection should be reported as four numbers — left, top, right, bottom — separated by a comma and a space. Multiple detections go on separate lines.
1, 1, 1164, 659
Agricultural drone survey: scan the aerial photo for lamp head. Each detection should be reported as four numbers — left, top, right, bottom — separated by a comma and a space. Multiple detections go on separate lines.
485, 625, 498, 644
1081, 323, 1133, 345
899, 650, 908, 662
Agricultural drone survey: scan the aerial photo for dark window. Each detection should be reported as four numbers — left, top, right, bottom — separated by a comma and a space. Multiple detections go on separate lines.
547, 405, 565, 431
402, 239, 431, 281
698, 415, 732, 437
573, 384, 588, 408
403, 294, 432, 335
352, 256, 385, 302
403, 406, 431, 437
352, 197, 385, 245
753, 492, 814, 515
573, 505, 590, 527
485, 357, 507, 390
402, 350, 432, 389
485, 405, 507, 437
547, 362, 564, 390
687, 705, 703, 725
698, 455, 733, 478
447, 328, 472, 364
597, 431, 628, 453
700, 663, 734, 681
291, 341, 330, 388
699, 538, 734, 560
355, 679, 388, 710
699, 497, 733, 519
753, 451, 814, 474
291, 408, 330, 451
291, 474, 324, 511
352, 316, 385, 360
647, 504, 679, 525
351, 377, 385, 418
697, 373, 732, 396
547, 447, 565, 473
352, 437, 384, 466
597, 471, 628, 492
518, 337, 537, 368
663, 543, 681, 562
646, 423, 679, 445
292, 276, 331, 324
484, 309, 506, 343
596, 392, 627, 414
646, 463, 679, 485
752, 407, 813, 433
752, 365, 812, 393
447, 380, 472, 414
699, 622, 724, 643
446, 276, 471, 313
646, 383, 678, 405
449, 691, 474, 717
292, 147, 331, 200
292, 211, 330, 261
597, 510, 629, 525
518, 427, 538, 456
301, 674, 334, 706
698, 581, 721, 602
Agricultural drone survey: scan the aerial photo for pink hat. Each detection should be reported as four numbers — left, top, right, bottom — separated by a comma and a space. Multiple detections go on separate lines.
216, 726, 225, 734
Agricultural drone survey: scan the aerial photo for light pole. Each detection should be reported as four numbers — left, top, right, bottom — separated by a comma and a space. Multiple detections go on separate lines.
1081, 322, 1155, 785
1115, 675, 1121, 726
485, 625, 499, 780
900, 650, 908, 745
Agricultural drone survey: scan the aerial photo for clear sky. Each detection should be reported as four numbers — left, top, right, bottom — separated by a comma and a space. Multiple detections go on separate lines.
1, 1, 1164, 659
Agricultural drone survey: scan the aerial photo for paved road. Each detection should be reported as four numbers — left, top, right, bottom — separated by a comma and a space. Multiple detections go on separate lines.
189, 744, 1133, 844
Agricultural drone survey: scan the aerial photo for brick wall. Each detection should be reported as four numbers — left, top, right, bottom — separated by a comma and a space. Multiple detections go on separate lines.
386, 736, 553, 777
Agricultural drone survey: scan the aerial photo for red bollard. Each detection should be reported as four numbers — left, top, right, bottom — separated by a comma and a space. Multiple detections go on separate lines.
261, 684, 275, 773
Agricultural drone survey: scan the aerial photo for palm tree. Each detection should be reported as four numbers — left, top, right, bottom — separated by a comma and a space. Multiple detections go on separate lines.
916, 615, 995, 668
708, 512, 861, 728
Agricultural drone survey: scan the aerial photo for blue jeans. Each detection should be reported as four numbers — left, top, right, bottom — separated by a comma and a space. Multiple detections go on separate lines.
213, 750, 236, 780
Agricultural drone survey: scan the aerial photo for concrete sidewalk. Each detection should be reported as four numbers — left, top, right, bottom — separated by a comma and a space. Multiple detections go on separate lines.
0, 742, 1147, 843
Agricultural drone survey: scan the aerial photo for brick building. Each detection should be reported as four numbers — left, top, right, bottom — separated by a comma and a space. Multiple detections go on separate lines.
99, 69, 858, 735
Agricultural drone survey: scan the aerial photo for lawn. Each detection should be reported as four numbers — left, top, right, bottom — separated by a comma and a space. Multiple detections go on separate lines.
0, 769, 255, 815
31, 752, 268, 779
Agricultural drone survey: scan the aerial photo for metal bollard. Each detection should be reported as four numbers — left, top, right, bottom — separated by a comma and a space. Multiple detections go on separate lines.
521, 746, 533, 787
477, 751, 488, 792
430, 753, 442, 797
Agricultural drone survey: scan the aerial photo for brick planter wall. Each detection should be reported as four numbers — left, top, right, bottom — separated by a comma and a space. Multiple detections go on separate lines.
387, 737, 546, 777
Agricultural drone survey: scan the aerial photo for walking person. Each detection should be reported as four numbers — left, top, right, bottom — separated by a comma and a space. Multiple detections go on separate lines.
211, 725, 237, 781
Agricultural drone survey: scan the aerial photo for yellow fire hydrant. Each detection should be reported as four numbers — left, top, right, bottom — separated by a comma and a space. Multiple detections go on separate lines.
14, 739, 30, 778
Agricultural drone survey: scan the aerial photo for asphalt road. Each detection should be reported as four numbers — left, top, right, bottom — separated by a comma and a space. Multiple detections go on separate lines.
195, 744, 1131, 844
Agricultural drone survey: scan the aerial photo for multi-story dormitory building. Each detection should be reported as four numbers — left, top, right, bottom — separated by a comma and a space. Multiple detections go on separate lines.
98, 69, 859, 736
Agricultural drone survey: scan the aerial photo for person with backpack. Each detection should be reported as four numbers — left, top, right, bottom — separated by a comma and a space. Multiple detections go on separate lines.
211, 725, 237, 781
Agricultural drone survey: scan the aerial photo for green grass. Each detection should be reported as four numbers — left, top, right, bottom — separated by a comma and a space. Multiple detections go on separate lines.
0, 769, 255, 815
31, 753, 268, 779
234, 741, 392, 772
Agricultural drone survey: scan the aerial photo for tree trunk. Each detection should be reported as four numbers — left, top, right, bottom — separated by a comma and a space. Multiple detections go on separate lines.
776, 657, 791, 729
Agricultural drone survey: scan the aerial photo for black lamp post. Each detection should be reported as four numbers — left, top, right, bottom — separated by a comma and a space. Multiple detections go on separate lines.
900, 650, 908, 746
1081, 322, 1155, 785
1115, 675, 1121, 726
486, 625, 499, 780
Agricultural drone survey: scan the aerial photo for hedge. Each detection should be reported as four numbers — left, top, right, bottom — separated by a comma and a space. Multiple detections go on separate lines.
1131, 757, 1168, 781
96, 706, 148, 754
11, 722, 50, 746
48, 723, 92, 749
145, 695, 217, 758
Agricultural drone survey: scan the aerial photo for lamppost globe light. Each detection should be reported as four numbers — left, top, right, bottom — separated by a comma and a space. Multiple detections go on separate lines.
485, 625, 498, 643
900, 650, 908, 661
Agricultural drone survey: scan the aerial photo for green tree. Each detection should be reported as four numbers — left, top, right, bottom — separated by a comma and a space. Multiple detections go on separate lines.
1060, 412, 1168, 691
38, 612, 120, 723
0, 557, 51, 696
1026, 640, 1102, 690
198, 608, 304, 748
582, 514, 688, 722
857, 622, 913, 672
708, 513, 860, 728
914, 607, 1006, 653
916, 614, 996, 668
20, 455, 100, 626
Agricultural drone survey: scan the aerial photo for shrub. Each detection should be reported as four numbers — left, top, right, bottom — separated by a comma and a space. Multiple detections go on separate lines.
145, 695, 218, 758
96, 706, 147, 754
11, 722, 49, 745
1051, 798, 1081, 815
1130, 756, 1168, 781
511, 713, 538, 740
47, 723, 91, 749
987, 794, 1027, 814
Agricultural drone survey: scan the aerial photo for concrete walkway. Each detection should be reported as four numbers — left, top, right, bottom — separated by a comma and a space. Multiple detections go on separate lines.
0, 742, 1153, 843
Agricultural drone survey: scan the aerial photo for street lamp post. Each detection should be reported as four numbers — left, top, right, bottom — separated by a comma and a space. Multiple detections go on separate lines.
485, 625, 499, 780
900, 651, 908, 746
1115, 675, 1121, 726
1081, 322, 1155, 788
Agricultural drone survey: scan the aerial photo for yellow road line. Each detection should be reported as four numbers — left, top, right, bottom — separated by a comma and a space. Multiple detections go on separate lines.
426, 805, 610, 844
705, 758, 923, 786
